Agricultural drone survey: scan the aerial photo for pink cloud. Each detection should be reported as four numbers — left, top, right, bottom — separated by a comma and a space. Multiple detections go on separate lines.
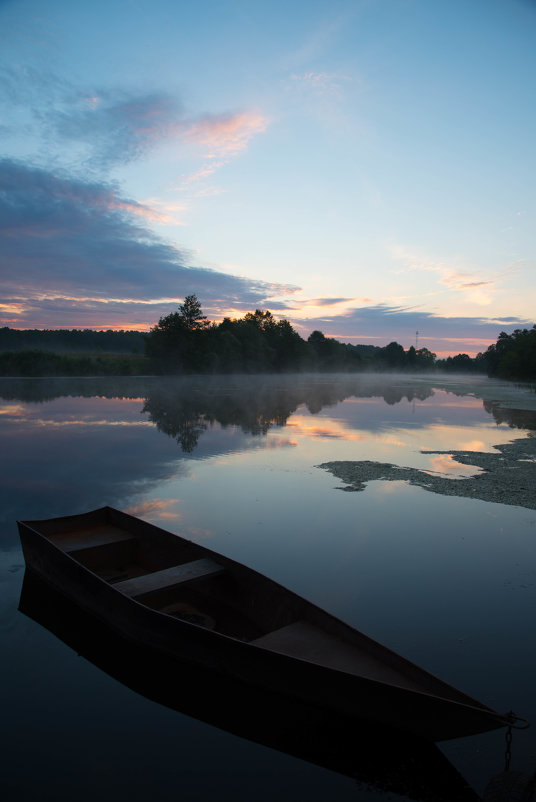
126, 498, 182, 521
176, 162, 226, 186
290, 71, 351, 98
182, 111, 268, 157
109, 198, 166, 222
125, 198, 188, 225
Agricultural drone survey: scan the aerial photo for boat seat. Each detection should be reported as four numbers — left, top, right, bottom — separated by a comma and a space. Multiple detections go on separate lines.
114, 558, 224, 597
53, 526, 137, 553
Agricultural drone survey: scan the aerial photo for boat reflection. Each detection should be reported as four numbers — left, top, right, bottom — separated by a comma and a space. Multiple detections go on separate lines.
19, 570, 479, 802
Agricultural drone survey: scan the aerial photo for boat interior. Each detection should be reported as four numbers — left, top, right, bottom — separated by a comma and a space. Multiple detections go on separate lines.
27, 513, 477, 699
47, 520, 277, 641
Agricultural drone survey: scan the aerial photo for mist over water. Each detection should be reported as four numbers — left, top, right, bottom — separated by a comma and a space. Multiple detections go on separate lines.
1, 373, 535, 800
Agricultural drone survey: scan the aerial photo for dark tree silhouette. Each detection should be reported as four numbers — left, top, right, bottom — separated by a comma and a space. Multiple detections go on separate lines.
11, 293, 525, 378
179, 295, 210, 330
478, 326, 536, 380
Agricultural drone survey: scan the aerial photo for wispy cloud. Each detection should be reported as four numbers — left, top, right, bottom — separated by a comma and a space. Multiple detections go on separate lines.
452, 280, 494, 289
298, 296, 373, 308
175, 162, 226, 188
48, 93, 269, 171
133, 198, 189, 225
170, 111, 268, 195
437, 269, 493, 292
126, 499, 182, 521
47, 90, 182, 168
0, 65, 268, 177
0, 159, 296, 328
181, 111, 268, 158
285, 10, 354, 70
0, 66, 178, 169
289, 71, 352, 99
295, 302, 530, 356
390, 243, 498, 306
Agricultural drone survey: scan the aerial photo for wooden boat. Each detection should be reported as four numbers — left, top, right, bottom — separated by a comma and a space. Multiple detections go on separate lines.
17, 506, 518, 742
19, 569, 481, 802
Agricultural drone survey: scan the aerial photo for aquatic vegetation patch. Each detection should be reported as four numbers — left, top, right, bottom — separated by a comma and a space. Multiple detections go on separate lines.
319, 435, 536, 510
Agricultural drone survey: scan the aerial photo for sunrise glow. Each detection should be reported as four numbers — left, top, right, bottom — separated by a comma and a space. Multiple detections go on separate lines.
0, 0, 534, 357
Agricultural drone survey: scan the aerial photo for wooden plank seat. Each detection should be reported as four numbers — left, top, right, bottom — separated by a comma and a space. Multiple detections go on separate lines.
52, 526, 137, 553
114, 558, 224, 598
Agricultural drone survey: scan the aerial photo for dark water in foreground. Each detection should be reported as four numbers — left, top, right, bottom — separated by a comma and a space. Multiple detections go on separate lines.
1, 373, 535, 801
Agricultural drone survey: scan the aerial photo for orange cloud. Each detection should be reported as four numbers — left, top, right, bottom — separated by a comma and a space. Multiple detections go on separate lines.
182, 111, 268, 157
426, 454, 480, 478
379, 436, 406, 447
460, 440, 486, 451
287, 415, 367, 442
183, 525, 214, 541
9, 417, 152, 429
176, 162, 226, 186
126, 498, 182, 520
391, 244, 497, 306
99, 196, 187, 225
0, 302, 26, 318
138, 198, 188, 225
0, 404, 26, 417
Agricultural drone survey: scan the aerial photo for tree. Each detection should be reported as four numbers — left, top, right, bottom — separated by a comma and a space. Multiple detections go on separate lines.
243, 310, 276, 331
145, 295, 212, 371
145, 310, 188, 370
414, 347, 436, 369
271, 319, 309, 370
406, 345, 417, 368
179, 295, 210, 330
382, 341, 406, 368
477, 327, 536, 379
307, 330, 359, 370
450, 353, 473, 372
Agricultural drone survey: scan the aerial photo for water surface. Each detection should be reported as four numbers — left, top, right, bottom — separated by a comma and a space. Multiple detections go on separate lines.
1, 373, 535, 800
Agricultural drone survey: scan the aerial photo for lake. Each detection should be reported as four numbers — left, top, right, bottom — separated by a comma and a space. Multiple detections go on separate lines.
1, 373, 535, 801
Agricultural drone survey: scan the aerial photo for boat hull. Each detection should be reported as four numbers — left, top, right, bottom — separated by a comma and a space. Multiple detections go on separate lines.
18, 506, 512, 742
18, 569, 481, 802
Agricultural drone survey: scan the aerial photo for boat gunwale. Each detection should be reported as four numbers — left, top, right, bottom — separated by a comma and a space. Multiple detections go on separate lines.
17, 506, 513, 737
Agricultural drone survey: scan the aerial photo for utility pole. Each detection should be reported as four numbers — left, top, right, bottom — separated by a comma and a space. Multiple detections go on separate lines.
415, 331, 419, 350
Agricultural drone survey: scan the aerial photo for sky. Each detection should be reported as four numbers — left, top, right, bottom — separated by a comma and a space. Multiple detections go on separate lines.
0, 0, 534, 357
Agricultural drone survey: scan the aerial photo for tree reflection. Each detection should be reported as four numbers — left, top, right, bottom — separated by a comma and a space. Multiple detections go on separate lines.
141, 381, 301, 451
13, 373, 536, 456
141, 393, 209, 452
140, 376, 436, 452
0, 374, 440, 454
483, 399, 536, 430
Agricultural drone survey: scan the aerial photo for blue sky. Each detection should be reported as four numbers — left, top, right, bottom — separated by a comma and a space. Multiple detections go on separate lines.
0, 0, 534, 356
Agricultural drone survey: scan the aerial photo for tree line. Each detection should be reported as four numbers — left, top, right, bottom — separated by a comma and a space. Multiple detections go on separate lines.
144, 298, 536, 379
474, 326, 536, 380
145, 295, 438, 374
0, 326, 149, 376
0, 350, 150, 377
435, 325, 536, 379
0, 327, 146, 353
0, 297, 534, 379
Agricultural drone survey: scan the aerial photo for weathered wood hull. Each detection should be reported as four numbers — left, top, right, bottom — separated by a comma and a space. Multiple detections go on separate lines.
19, 569, 481, 802
17, 506, 513, 742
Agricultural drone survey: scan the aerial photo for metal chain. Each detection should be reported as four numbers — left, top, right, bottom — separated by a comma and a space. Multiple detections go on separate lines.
504, 725, 513, 772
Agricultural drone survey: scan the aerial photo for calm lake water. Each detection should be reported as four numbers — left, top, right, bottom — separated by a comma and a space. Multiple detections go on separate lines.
1, 373, 535, 801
